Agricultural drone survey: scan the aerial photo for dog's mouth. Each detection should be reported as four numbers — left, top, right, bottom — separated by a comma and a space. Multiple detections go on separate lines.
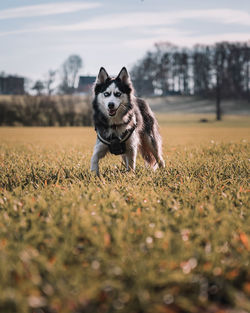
108, 109, 117, 116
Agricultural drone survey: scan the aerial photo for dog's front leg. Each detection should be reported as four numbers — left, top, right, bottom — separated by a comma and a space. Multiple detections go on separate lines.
122, 155, 129, 170
125, 146, 137, 171
124, 134, 139, 171
90, 140, 108, 176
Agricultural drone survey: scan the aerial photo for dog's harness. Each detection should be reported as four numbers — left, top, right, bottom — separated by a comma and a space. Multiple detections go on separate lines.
96, 125, 136, 155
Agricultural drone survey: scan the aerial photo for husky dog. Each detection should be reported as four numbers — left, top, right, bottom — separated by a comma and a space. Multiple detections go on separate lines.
90, 67, 165, 175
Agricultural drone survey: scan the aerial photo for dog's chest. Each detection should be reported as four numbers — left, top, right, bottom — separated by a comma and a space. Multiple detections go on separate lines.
105, 124, 128, 138
106, 114, 136, 138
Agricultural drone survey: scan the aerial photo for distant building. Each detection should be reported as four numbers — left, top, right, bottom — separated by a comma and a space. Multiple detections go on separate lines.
0, 76, 25, 95
77, 76, 96, 94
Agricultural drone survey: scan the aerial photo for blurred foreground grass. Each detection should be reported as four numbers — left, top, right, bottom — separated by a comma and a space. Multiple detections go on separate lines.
0, 115, 250, 313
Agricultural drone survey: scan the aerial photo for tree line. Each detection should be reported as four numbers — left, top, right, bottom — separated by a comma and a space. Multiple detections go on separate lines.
130, 41, 250, 120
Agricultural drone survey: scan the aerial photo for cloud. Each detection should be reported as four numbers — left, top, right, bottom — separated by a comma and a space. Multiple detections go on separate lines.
123, 32, 250, 50
0, 2, 101, 20
171, 9, 250, 26
35, 9, 250, 31
0, 8, 250, 37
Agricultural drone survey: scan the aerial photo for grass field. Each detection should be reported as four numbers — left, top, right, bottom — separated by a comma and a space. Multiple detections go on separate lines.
0, 115, 250, 313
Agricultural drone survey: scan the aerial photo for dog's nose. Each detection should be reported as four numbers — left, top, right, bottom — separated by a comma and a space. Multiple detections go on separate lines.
108, 102, 115, 109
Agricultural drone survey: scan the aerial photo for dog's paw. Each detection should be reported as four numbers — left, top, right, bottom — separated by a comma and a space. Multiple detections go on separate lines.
159, 159, 165, 168
90, 169, 100, 177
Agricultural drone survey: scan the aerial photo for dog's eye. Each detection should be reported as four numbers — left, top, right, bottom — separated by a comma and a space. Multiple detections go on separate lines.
114, 92, 121, 97
104, 92, 111, 97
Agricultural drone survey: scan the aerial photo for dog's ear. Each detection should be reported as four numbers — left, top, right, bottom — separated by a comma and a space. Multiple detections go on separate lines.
117, 67, 130, 84
96, 67, 110, 84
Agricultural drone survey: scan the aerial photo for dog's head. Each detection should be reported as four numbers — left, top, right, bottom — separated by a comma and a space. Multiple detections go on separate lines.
93, 67, 133, 117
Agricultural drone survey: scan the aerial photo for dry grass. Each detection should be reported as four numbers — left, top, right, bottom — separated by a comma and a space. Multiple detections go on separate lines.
0, 116, 249, 313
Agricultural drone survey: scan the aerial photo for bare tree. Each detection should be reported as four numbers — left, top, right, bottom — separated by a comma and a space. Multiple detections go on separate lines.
32, 80, 45, 95
193, 45, 212, 96
130, 52, 156, 96
44, 70, 57, 95
60, 55, 83, 94
243, 44, 250, 102
154, 44, 170, 95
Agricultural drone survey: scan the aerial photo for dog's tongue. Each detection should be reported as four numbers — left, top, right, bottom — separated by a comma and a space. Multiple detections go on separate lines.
109, 109, 116, 116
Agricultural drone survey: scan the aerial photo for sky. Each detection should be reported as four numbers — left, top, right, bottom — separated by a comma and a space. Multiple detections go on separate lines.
0, 0, 250, 82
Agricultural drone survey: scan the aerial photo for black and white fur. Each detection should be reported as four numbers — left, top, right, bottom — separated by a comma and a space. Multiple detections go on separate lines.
90, 67, 165, 175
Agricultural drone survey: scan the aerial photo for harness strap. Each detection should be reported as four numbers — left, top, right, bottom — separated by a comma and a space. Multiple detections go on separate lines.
96, 125, 136, 146
120, 125, 136, 143
97, 131, 111, 145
